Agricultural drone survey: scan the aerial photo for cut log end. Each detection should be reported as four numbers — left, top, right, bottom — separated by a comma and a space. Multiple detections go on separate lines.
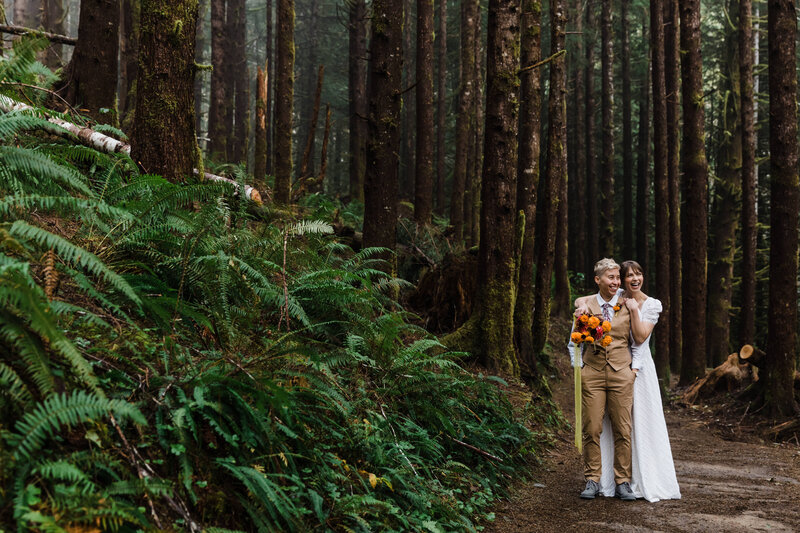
250, 189, 263, 205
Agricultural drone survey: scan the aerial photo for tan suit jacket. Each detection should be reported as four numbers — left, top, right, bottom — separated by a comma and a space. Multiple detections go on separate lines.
582, 298, 631, 371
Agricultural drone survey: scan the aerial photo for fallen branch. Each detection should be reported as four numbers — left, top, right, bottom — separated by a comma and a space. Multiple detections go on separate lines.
518, 49, 567, 75
0, 24, 77, 45
0, 94, 262, 203
447, 435, 503, 462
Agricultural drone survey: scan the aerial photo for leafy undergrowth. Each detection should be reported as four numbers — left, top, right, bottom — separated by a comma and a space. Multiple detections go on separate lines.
0, 39, 553, 531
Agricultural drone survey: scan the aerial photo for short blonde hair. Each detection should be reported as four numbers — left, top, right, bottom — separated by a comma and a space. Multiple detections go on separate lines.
594, 258, 620, 278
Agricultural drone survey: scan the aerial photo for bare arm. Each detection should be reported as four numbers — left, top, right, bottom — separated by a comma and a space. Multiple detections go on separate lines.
626, 298, 656, 344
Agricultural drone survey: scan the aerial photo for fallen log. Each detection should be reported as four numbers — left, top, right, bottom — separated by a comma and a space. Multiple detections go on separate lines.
682, 352, 756, 404
0, 24, 77, 45
0, 94, 262, 204
738, 344, 765, 367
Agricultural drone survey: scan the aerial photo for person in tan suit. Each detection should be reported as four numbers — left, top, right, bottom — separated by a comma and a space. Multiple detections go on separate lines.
568, 258, 637, 500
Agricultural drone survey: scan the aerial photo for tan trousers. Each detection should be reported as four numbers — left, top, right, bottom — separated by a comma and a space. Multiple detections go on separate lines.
581, 364, 635, 483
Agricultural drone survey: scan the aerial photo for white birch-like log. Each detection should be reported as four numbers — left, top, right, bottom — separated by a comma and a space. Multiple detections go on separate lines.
0, 95, 262, 204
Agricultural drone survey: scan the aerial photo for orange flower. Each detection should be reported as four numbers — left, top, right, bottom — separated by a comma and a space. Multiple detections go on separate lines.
601, 321, 612, 332
601, 335, 613, 347
587, 316, 600, 329
613, 304, 621, 312
583, 334, 593, 342
579, 314, 589, 324
571, 332, 583, 343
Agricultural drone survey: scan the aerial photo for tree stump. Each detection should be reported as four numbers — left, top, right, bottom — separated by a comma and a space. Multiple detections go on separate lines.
682, 352, 756, 404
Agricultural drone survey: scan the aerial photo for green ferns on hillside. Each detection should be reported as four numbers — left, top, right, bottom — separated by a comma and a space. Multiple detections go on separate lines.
0, 38, 544, 531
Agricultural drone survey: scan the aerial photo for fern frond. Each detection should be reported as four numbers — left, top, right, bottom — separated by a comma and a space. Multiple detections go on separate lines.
0, 145, 93, 196
289, 219, 334, 236
7, 390, 145, 460
0, 362, 34, 408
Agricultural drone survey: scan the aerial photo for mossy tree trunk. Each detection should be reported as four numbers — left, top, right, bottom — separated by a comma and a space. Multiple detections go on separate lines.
739, 0, 757, 347
665, 0, 682, 376
470, 17, 484, 247
449, 0, 477, 245
273, 0, 294, 204
434, 0, 447, 216
707, 0, 742, 367
765, 0, 800, 418
599, 0, 614, 256
678, 0, 709, 386
531, 0, 566, 358
208, 0, 232, 160
414, 0, 434, 225
514, 0, 541, 377
362, 0, 403, 261
348, 0, 368, 203
651, 0, 671, 389
131, 0, 199, 181
57, 0, 119, 124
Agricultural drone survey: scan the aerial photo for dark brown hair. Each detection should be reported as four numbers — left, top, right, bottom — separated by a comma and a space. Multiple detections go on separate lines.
620, 260, 643, 279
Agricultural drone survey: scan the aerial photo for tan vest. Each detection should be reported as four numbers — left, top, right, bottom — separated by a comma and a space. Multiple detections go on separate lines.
582, 298, 631, 371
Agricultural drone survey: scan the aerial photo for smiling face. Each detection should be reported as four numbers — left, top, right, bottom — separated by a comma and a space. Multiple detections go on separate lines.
595, 268, 621, 301
624, 267, 644, 293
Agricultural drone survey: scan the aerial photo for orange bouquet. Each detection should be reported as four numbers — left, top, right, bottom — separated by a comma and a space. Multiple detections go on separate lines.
571, 313, 612, 454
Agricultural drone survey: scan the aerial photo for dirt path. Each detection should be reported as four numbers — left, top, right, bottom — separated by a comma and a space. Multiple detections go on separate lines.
488, 371, 800, 533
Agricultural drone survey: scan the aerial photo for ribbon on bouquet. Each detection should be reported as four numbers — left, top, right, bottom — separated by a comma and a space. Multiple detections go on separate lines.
573, 345, 582, 453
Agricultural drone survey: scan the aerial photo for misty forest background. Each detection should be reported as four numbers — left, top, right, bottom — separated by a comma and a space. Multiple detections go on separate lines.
0, 0, 799, 529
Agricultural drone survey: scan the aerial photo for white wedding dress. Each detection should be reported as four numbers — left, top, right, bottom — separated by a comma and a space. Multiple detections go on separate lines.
598, 297, 682, 502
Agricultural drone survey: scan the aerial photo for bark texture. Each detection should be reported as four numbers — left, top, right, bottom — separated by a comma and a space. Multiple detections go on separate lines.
434, 0, 447, 215
414, 0, 435, 225
678, 0, 709, 386
207, 0, 231, 159
532, 0, 566, 356
58, 0, 120, 123
621, 0, 633, 260
362, 0, 403, 258
229, 0, 248, 164
131, 0, 199, 181
570, 0, 585, 285
739, 0, 756, 347
514, 0, 542, 377
584, 2, 598, 279
255, 64, 268, 189
599, 0, 614, 256
651, 0, 671, 389
765, 0, 800, 417
450, 0, 478, 244
348, 0, 368, 203
273, 0, 295, 203
636, 35, 650, 276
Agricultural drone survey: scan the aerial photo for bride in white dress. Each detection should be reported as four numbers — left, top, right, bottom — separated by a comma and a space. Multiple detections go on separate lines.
597, 260, 681, 502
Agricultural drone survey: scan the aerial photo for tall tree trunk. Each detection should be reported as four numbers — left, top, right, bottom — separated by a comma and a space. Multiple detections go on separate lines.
317, 103, 331, 192
553, 157, 570, 318
230, 0, 248, 164
348, 0, 367, 203
57, 0, 119, 124
707, 0, 742, 367
636, 30, 650, 277
665, 0, 681, 375
414, 0, 434, 224
208, 0, 231, 160
678, 0, 709, 386
363, 0, 403, 258
273, 0, 294, 203
584, 1, 598, 280
434, 0, 447, 216
131, 0, 199, 181
119, 0, 139, 128
400, 0, 415, 201
266, 0, 274, 176
42, 0, 65, 68
599, 0, 614, 256
765, 0, 799, 417
739, 0, 756, 347
470, 16, 483, 247
471, 0, 521, 374
532, 0, 566, 357
570, 0, 585, 284
295, 0, 319, 174
449, 0, 477, 244
193, 0, 208, 137
621, 0, 633, 260
254, 63, 268, 189
651, 0, 671, 390
514, 0, 542, 377
300, 64, 324, 179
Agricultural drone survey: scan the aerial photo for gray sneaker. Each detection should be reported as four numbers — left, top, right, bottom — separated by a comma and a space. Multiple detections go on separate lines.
580, 480, 601, 499
615, 481, 635, 501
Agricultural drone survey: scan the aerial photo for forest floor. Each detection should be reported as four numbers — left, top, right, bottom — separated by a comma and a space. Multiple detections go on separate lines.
486, 357, 800, 533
